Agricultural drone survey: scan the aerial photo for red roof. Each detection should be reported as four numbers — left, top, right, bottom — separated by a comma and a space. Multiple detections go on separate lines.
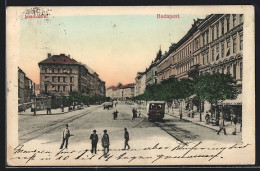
39, 54, 78, 65
107, 83, 135, 90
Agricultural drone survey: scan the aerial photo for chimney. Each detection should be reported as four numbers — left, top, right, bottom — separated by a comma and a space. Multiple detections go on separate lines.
68, 54, 70, 57
60, 53, 65, 56
47, 53, 51, 58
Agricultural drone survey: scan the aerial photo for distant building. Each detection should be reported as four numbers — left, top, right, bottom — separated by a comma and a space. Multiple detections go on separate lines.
106, 83, 135, 99
38, 53, 105, 97
18, 67, 35, 104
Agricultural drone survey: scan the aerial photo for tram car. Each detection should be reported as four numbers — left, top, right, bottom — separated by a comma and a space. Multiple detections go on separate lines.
146, 101, 165, 121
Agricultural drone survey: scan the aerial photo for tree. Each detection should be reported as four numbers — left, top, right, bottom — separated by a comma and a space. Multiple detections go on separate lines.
194, 73, 238, 125
170, 78, 195, 120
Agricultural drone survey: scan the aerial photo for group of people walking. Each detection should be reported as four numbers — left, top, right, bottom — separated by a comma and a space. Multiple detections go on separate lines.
60, 124, 131, 157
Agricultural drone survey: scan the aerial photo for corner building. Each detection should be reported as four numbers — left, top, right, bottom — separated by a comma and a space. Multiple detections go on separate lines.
38, 54, 106, 97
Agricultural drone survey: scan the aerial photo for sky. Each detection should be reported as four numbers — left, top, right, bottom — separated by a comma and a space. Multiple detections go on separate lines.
19, 13, 205, 87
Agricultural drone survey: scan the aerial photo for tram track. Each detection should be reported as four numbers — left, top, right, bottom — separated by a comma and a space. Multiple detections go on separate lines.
18, 106, 101, 145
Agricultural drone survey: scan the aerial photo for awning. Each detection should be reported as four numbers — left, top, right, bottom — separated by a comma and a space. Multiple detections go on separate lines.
222, 94, 242, 105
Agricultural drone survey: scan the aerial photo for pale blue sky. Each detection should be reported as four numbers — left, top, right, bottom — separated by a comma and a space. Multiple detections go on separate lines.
19, 14, 205, 87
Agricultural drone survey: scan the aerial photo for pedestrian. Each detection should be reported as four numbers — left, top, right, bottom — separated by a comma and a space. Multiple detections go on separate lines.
61, 104, 64, 112
113, 110, 119, 120
205, 111, 210, 124
132, 108, 136, 120
89, 130, 98, 154
102, 130, 110, 157
60, 124, 71, 149
123, 128, 130, 150
217, 116, 227, 135
47, 104, 51, 115
191, 109, 194, 118
230, 113, 234, 124
138, 111, 141, 118
232, 115, 238, 135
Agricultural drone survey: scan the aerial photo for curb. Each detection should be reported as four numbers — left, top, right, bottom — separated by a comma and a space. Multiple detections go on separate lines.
167, 113, 219, 132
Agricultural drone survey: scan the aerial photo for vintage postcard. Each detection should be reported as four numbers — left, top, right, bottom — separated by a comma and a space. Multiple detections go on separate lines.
6, 6, 255, 166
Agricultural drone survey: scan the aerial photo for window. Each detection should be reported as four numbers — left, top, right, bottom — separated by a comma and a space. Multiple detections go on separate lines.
206, 30, 209, 44
226, 40, 230, 56
233, 36, 237, 53
239, 34, 243, 50
70, 77, 73, 83
206, 51, 209, 64
239, 14, 243, 23
212, 47, 215, 61
240, 62, 243, 79
216, 24, 219, 38
216, 45, 219, 60
58, 76, 61, 82
202, 53, 205, 65
58, 85, 60, 91
221, 42, 224, 58
45, 85, 48, 92
52, 68, 54, 73
233, 14, 236, 28
45, 68, 47, 73
212, 27, 214, 41
221, 21, 224, 35
52, 76, 55, 82
63, 86, 66, 92
227, 66, 230, 74
233, 64, 236, 79
227, 17, 230, 32
63, 77, 66, 82
222, 67, 225, 74
58, 68, 61, 73
202, 34, 205, 46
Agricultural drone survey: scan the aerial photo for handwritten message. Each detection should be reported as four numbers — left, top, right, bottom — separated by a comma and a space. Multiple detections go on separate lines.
9, 141, 250, 165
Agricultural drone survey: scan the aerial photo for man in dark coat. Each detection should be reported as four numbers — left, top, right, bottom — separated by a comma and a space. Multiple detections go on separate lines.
102, 129, 110, 157
113, 110, 119, 120
123, 128, 130, 150
132, 108, 136, 120
90, 130, 98, 154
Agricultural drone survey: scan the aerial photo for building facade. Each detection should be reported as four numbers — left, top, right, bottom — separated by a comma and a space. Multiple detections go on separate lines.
106, 83, 135, 99
198, 14, 243, 92
134, 72, 146, 96
18, 67, 35, 104
145, 49, 162, 85
38, 54, 106, 97
156, 14, 243, 92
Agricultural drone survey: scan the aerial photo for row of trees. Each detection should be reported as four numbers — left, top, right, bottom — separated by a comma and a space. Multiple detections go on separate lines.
133, 73, 238, 122
51, 92, 110, 109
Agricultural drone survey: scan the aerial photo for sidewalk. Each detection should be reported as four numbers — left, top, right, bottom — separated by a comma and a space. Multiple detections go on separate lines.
136, 103, 241, 135
166, 108, 242, 135
19, 105, 93, 115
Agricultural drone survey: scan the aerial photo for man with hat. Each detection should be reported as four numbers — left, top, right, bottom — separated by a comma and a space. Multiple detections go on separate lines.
102, 129, 110, 157
60, 124, 70, 149
90, 130, 98, 154
123, 128, 130, 150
